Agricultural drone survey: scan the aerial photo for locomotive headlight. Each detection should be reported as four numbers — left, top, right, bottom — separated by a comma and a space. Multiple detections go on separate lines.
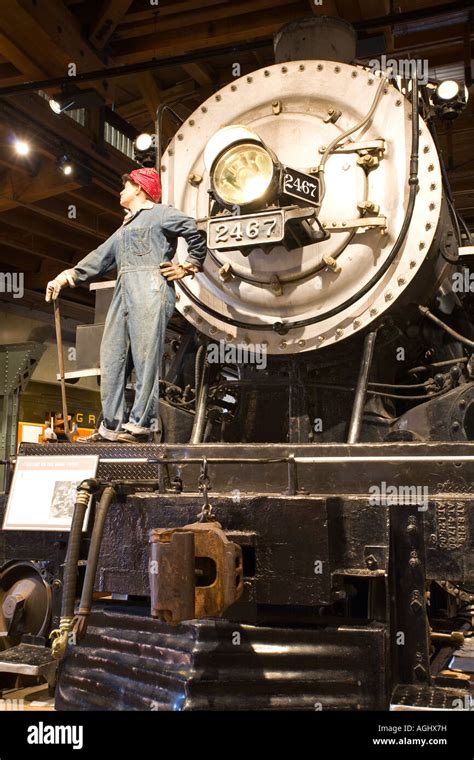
204, 125, 279, 209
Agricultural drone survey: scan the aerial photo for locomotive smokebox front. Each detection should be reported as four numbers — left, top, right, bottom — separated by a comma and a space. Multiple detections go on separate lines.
162, 17, 452, 355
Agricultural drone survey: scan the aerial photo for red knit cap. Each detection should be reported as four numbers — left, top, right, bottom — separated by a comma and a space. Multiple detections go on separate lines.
124, 168, 162, 202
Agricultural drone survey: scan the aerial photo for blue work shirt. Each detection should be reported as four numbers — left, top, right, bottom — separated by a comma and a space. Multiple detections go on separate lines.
68, 202, 207, 285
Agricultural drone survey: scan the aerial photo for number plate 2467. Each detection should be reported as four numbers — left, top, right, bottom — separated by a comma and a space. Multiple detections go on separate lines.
208, 210, 284, 250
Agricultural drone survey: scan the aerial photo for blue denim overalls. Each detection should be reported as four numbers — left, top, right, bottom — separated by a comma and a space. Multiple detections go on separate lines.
69, 203, 207, 438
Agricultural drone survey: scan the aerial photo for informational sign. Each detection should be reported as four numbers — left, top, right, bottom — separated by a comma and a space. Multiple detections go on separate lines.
282, 166, 320, 206
3, 455, 99, 531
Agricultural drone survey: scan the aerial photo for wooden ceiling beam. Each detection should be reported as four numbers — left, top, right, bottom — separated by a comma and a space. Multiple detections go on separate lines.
308, 0, 339, 15
137, 71, 163, 121
119, 79, 200, 120
111, 2, 309, 64
115, 0, 299, 40
0, 208, 102, 250
0, 32, 48, 78
90, 0, 134, 49
0, 228, 82, 267
17, 196, 117, 239
1, 91, 134, 182
1, 0, 110, 99
181, 63, 214, 88
119, 0, 230, 26
358, 0, 393, 51
67, 187, 123, 219
0, 161, 81, 213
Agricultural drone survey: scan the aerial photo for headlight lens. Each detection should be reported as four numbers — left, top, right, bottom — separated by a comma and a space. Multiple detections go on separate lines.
212, 142, 275, 206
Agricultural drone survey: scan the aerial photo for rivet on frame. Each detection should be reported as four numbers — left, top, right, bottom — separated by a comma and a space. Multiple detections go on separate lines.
423, 145, 430, 153
428, 164, 434, 172
410, 260, 416, 268
317, 64, 323, 71
299, 64, 305, 71
201, 106, 207, 113
370, 308, 378, 316
183, 306, 191, 315
209, 326, 217, 335
161, 165, 166, 172
335, 66, 341, 73
397, 277, 406, 286
317, 335, 325, 343
335, 327, 344, 337
298, 339, 305, 347
177, 134, 183, 141
226, 334, 233, 341
189, 119, 195, 126
368, 78, 374, 85
385, 292, 393, 301
168, 149, 174, 156
396, 99, 402, 106
353, 319, 361, 328
247, 76, 253, 82
231, 85, 237, 91
351, 71, 357, 78
281, 66, 288, 73
264, 70, 270, 77
196, 316, 203, 324
425, 222, 432, 231
278, 340, 287, 349
419, 242, 426, 250
430, 183, 436, 191
429, 202, 436, 211
215, 94, 222, 101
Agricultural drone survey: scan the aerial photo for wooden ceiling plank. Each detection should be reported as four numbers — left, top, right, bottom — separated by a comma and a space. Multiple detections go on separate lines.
181, 62, 213, 88
137, 71, 163, 121
2, 91, 135, 180
2, 0, 110, 98
111, 4, 308, 64
119, 0, 230, 25
0, 208, 103, 249
90, 0, 134, 49
0, 32, 48, 78
358, 0, 393, 51
115, 0, 299, 40
68, 187, 123, 219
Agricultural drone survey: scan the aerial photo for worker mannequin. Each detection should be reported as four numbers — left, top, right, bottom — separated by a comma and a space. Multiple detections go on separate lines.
45, 168, 207, 442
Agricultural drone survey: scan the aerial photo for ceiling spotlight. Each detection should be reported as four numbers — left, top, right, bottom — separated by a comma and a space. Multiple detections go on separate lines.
49, 99, 63, 115
135, 133, 153, 151
133, 132, 156, 167
58, 155, 73, 175
14, 139, 30, 156
49, 89, 104, 114
432, 80, 469, 120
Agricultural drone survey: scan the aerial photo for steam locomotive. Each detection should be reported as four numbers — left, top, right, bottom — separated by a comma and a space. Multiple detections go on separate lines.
1, 17, 473, 711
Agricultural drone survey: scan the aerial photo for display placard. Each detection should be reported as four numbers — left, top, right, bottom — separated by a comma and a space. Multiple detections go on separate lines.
3, 455, 99, 531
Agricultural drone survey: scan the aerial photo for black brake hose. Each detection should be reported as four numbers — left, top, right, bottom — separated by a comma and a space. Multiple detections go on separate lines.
178, 72, 420, 333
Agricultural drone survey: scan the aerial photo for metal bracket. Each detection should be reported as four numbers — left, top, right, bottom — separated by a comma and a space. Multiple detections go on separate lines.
321, 216, 387, 233
333, 138, 386, 156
